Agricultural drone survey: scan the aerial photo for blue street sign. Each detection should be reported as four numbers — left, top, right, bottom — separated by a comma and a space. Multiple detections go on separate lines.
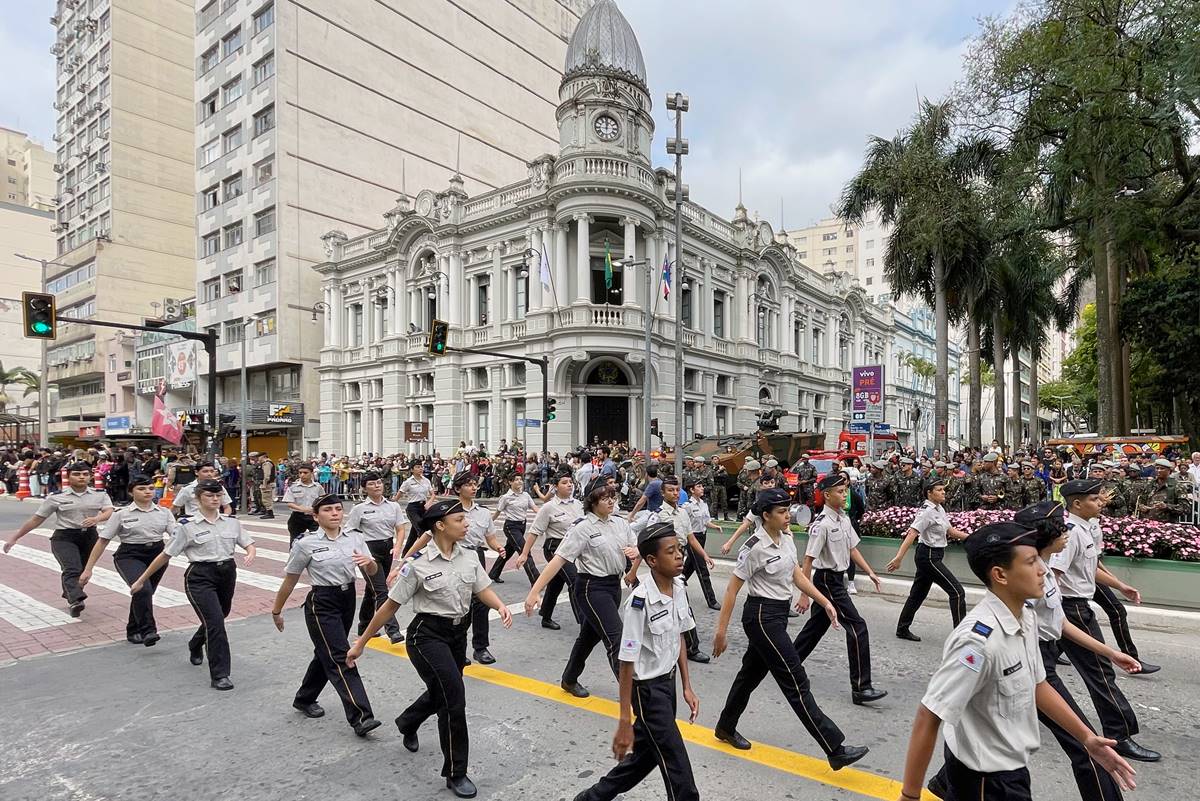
849, 422, 871, 434
872, 423, 892, 434
515, 419, 526, 428
524, 418, 541, 428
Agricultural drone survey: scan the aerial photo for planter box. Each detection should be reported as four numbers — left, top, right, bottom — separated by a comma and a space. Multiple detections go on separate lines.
705, 533, 1200, 611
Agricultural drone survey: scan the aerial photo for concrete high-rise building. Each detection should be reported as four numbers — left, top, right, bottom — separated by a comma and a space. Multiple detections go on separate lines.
193, 0, 590, 454
0, 127, 56, 211
785, 214, 858, 276
46, 0, 197, 444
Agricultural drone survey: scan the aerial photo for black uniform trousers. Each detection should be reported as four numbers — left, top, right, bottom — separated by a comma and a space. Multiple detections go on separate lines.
183, 560, 237, 681
468, 547, 490, 651
397, 613, 471, 779
287, 512, 318, 545
715, 597, 845, 755
1093, 584, 1139, 660
357, 538, 402, 639
563, 573, 622, 686
579, 671, 699, 801
488, 520, 541, 585
941, 745, 1032, 801
896, 544, 966, 631
681, 531, 719, 607
296, 584, 374, 727
403, 501, 426, 554
541, 537, 581, 624
1059, 597, 1139, 740
112, 541, 166, 637
792, 568, 873, 692
1038, 639, 1125, 801
50, 527, 98, 606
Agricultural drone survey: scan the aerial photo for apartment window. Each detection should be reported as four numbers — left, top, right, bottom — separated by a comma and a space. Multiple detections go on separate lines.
252, 53, 274, 85
201, 184, 219, 210
866, 239, 874, 248
822, 232, 837, 241
844, 229, 854, 238
223, 270, 242, 294
269, 367, 300, 401
822, 247, 835, 256
221, 125, 243, 154
255, 312, 276, 337
845, 245, 854, 253
222, 27, 243, 59
515, 274, 527, 319
253, 156, 274, 186
253, 2, 275, 34
222, 172, 243, 201
200, 44, 219, 74
865, 276, 873, 286
200, 232, 220, 257
254, 258, 276, 287
223, 222, 244, 249
812, 328, 823, 364
222, 320, 244, 343
200, 138, 219, 166
712, 293, 725, 338
350, 304, 363, 346
878, 293, 892, 304
681, 284, 692, 329
222, 76, 243, 106
253, 104, 275, 137
202, 278, 222, 302
797, 251, 807, 259
254, 207, 276, 237
199, 92, 217, 121
715, 406, 728, 436
197, 0, 218, 31
99, 10, 110, 33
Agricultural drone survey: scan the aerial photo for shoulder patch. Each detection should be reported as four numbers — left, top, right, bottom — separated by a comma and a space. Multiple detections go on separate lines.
398, 560, 412, 578
971, 621, 993, 638
571, 517, 584, 526
631, 596, 645, 609
744, 535, 760, 549
410, 550, 422, 560
958, 646, 984, 672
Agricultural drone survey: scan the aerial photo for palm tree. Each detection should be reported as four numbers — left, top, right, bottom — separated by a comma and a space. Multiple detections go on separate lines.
0, 363, 39, 415
840, 99, 999, 454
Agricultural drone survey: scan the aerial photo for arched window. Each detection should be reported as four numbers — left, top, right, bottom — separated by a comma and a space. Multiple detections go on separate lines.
759, 386, 772, 405
585, 360, 630, 386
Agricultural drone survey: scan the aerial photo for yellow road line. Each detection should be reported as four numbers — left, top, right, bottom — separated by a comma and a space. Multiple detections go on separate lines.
366, 639, 932, 800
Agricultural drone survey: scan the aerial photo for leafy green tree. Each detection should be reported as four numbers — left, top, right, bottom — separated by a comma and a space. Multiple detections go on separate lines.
0, 363, 38, 415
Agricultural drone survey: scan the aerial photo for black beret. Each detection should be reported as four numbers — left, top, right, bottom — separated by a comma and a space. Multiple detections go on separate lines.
637, 521, 677, 557
64, 461, 93, 473
818, 472, 849, 491
128, 474, 154, 488
423, 498, 465, 527
751, 487, 792, 515
452, 471, 477, 489
1014, 500, 1065, 526
362, 471, 383, 483
1061, 478, 1102, 497
964, 521, 1039, 565
584, 476, 609, 497
195, 479, 225, 495
924, 476, 947, 492
312, 494, 343, 512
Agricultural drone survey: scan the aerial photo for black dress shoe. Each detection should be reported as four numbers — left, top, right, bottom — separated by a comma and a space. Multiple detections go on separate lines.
707, 600, 722, 611
561, 681, 590, 698
541, 618, 561, 630
261, 514, 275, 519
895, 628, 921, 642
293, 701, 325, 718
714, 727, 751, 750
446, 775, 478, 798
852, 686, 888, 705
389, 631, 406, 645
687, 650, 711, 664
211, 677, 234, 691
1136, 660, 1161, 675
142, 632, 160, 647
491, 576, 505, 584
69, 602, 84, 618
353, 717, 382, 737
828, 744, 869, 771
1114, 738, 1161, 762
473, 648, 496, 665
189, 648, 204, 666
127, 632, 144, 644
396, 719, 419, 752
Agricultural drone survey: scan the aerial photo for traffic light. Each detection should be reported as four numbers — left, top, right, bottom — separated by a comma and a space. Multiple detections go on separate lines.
650, 418, 659, 435
22, 292, 56, 340
428, 319, 449, 355
545, 397, 557, 422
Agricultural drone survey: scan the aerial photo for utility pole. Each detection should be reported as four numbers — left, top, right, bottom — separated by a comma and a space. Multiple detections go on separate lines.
666, 92, 689, 476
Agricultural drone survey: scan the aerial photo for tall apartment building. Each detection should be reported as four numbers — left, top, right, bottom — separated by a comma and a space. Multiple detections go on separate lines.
0, 127, 56, 211
46, 0, 196, 443
193, 0, 589, 454
785, 214, 858, 276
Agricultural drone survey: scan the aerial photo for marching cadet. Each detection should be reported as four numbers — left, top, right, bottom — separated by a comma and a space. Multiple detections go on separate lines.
284, 463, 323, 545
348, 498, 512, 800
897, 522, 1136, 801
1050, 479, 1161, 762
654, 477, 713, 662
525, 480, 638, 699
711, 487, 868, 769
515, 472, 583, 630
1010, 501, 1142, 801
886, 476, 968, 642
570, 522, 702, 801
271, 494, 381, 737
487, 475, 540, 586
866, 460, 895, 511
717, 474, 780, 555
130, 479, 256, 690
3, 461, 114, 616
975, 453, 1008, 510
406, 472, 506, 666
79, 474, 177, 645
793, 473, 887, 704
171, 461, 233, 521
1018, 462, 1048, 506
681, 479, 722, 610
344, 472, 406, 644
893, 458, 923, 508
396, 461, 434, 554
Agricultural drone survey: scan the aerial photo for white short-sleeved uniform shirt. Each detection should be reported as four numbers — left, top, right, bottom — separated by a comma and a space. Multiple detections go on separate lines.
1031, 557, 1065, 642
285, 529, 368, 586
657, 503, 692, 547
101, 503, 178, 545
617, 577, 696, 680
804, 507, 859, 571
733, 528, 798, 600
345, 497, 403, 543
172, 480, 233, 518
36, 488, 113, 529
530, 496, 584, 541
389, 542, 492, 618
555, 513, 635, 577
921, 592, 1046, 772
398, 476, 433, 505
683, 498, 711, 534
1047, 514, 1099, 598
496, 490, 534, 523
459, 502, 494, 549
165, 514, 253, 563
910, 500, 951, 548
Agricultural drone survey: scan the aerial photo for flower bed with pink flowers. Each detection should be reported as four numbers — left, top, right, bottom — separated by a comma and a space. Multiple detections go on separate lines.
860, 508, 1200, 562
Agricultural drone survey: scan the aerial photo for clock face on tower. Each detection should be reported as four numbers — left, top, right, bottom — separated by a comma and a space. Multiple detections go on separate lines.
593, 114, 620, 142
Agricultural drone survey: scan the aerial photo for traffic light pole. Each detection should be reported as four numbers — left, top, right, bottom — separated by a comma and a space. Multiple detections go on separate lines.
443, 345, 550, 456
53, 316, 219, 455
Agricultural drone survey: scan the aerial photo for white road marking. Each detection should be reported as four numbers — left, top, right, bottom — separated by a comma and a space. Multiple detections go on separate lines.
164, 557, 305, 592
489, 601, 525, 621
8, 543, 189, 607
0, 582, 78, 631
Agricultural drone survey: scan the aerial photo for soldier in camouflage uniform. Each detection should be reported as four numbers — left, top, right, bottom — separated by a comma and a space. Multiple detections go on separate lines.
710, 459, 730, 520
973, 452, 1008, 510
681, 457, 700, 501
865, 460, 895, 511
792, 454, 818, 507
735, 459, 762, 521
1137, 458, 1189, 523
945, 465, 971, 512
694, 456, 715, 499
892, 457, 924, 508
1018, 462, 1048, 507
1101, 464, 1130, 518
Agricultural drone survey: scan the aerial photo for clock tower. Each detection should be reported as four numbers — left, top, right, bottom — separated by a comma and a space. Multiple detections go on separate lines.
557, 0, 653, 167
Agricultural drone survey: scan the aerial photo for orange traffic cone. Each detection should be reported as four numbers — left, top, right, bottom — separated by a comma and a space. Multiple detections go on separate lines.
15, 466, 30, 499
159, 485, 175, 509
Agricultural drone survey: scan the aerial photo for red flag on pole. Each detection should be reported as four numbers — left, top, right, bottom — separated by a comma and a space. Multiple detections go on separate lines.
151, 384, 183, 445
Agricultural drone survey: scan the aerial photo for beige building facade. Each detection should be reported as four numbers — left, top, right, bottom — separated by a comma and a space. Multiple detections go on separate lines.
0, 127, 56, 212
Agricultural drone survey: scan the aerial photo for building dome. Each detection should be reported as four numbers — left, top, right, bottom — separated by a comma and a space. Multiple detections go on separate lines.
563, 0, 647, 89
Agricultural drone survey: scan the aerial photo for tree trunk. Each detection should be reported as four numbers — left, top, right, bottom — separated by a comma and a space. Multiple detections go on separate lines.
1028, 344, 1041, 448
933, 251, 949, 454
1106, 237, 1126, 433
992, 304, 1006, 449
968, 311, 982, 448
1012, 357, 1022, 449
1094, 215, 1115, 435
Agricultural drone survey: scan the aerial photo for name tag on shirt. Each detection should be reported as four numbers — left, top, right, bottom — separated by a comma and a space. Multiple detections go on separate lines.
424, 572, 443, 581
649, 609, 670, 621
1002, 662, 1024, 676
765, 555, 781, 564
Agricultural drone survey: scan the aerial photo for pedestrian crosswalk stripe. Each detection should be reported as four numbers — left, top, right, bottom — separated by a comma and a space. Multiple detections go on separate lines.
164, 557, 304, 592
7, 544, 189, 607
243, 530, 291, 544
0, 581, 78, 631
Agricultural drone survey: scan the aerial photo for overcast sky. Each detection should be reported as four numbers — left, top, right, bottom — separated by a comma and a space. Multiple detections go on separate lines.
0, 0, 1010, 226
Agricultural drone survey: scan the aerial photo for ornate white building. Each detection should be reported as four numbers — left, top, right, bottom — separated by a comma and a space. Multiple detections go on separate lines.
314, 0, 898, 456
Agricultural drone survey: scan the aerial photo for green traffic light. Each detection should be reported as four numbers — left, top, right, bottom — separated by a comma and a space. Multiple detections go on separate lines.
31, 321, 52, 334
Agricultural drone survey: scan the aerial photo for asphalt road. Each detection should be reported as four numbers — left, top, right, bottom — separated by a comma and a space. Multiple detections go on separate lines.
0, 500, 1196, 801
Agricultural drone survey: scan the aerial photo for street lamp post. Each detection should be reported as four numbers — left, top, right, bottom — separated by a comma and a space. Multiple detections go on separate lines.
666, 92, 689, 475
14, 253, 76, 448
612, 256, 658, 457
239, 314, 263, 513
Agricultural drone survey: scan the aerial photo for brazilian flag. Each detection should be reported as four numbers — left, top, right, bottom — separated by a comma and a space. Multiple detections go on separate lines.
604, 239, 613, 290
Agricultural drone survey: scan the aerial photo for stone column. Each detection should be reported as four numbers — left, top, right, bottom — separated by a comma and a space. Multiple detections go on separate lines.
574, 214, 591, 304
528, 227, 544, 311
323, 287, 334, 346
490, 245, 504, 336
554, 223, 569, 310
490, 367, 503, 450
330, 285, 343, 348
447, 251, 463, 326
701, 258, 713, 347
623, 216, 637, 306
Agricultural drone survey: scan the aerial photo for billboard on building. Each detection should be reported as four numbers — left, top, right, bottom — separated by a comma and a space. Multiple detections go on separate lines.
851, 365, 885, 422
166, 341, 195, 389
